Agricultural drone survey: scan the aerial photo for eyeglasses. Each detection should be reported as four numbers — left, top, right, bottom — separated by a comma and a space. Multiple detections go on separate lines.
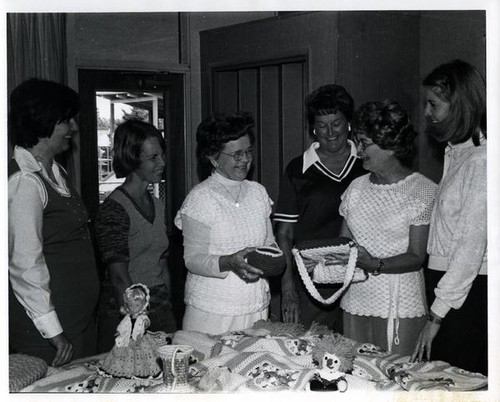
355, 139, 376, 152
219, 149, 254, 161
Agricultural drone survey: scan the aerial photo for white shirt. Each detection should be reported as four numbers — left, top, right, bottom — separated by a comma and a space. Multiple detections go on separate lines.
8, 146, 70, 338
427, 136, 487, 318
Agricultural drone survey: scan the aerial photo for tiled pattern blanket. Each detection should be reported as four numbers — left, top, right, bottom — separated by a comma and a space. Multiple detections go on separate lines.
21, 328, 487, 393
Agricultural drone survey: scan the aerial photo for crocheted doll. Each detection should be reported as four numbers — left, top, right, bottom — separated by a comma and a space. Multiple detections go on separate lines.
309, 352, 348, 392
100, 283, 170, 378
308, 333, 356, 392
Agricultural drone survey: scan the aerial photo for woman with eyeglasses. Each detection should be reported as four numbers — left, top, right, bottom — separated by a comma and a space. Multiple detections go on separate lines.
274, 84, 365, 331
336, 100, 437, 356
174, 111, 276, 334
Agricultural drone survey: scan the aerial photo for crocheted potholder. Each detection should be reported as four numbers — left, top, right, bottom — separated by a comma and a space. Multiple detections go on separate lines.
9, 354, 48, 392
246, 246, 286, 277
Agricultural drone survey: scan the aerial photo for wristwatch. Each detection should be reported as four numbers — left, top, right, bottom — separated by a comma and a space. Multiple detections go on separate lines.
427, 311, 443, 324
372, 258, 384, 276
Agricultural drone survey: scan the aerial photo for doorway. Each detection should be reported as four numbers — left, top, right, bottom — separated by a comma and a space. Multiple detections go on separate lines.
78, 69, 186, 324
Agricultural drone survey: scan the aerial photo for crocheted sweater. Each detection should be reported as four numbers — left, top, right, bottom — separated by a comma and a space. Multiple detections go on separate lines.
339, 172, 437, 319
175, 173, 274, 315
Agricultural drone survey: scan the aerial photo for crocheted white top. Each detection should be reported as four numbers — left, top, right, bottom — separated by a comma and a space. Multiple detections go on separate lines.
339, 172, 437, 319
175, 173, 274, 315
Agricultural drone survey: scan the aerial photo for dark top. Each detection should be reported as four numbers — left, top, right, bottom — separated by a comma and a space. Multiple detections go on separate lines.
274, 147, 366, 242
9, 159, 100, 342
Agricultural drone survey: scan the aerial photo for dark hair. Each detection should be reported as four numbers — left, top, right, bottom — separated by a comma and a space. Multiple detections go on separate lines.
196, 111, 255, 169
112, 120, 166, 178
305, 84, 354, 129
353, 99, 416, 161
423, 59, 486, 145
9, 78, 79, 148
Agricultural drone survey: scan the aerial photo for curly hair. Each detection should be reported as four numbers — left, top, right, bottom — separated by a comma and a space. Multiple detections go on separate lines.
305, 84, 354, 129
423, 59, 486, 145
196, 111, 255, 171
112, 119, 166, 178
9, 78, 79, 148
352, 99, 416, 161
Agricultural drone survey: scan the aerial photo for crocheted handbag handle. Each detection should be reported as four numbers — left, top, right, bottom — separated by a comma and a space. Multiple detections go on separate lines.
292, 243, 358, 305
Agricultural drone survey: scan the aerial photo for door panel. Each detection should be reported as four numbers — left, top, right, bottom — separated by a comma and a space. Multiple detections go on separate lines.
259, 65, 281, 203
281, 63, 305, 168
207, 60, 307, 205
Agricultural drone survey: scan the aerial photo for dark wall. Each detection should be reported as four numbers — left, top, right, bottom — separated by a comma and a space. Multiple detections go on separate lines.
336, 11, 420, 159
418, 10, 486, 183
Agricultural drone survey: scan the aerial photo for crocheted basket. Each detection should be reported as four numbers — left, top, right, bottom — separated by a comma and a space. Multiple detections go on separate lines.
9, 354, 48, 392
246, 246, 286, 277
292, 237, 366, 305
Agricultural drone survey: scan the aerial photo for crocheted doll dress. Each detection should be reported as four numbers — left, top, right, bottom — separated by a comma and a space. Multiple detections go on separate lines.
100, 284, 170, 378
339, 172, 437, 350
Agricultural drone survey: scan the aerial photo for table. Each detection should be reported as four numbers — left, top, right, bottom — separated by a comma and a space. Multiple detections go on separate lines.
20, 322, 488, 393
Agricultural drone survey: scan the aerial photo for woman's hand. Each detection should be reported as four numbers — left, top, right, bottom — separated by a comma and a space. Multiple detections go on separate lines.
220, 247, 264, 282
48, 333, 73, 366
281, 287, 300, 323
410, 320, 441, 363
354, 245, 378, 272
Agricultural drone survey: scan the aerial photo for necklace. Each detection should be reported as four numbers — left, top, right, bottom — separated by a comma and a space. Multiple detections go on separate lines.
219, 181, 243, 207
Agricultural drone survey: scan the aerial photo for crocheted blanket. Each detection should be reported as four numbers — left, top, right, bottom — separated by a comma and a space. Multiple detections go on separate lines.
20, 322, 487, 393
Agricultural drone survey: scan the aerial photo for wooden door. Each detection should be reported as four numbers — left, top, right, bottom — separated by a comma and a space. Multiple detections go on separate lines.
208, 60, 307, 204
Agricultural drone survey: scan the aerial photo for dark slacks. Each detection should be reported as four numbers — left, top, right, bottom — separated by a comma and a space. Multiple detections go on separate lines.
426, 268, 487, 375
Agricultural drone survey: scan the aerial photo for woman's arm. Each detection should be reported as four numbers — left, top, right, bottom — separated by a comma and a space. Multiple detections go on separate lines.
8, 172, 73, 365
347, 223, 430, 275
276, 221, 300, 323
107, 262, 133, 305
182, 215, 262, 281
430, 159, 487, 318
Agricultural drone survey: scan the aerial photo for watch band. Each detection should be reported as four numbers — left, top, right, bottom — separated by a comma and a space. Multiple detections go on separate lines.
427, 312, 443, 324
372, 258, 384, 276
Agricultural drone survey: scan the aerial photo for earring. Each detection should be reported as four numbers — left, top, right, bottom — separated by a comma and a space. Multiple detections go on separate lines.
313, 129, 317, 135
348, 123, 351, 132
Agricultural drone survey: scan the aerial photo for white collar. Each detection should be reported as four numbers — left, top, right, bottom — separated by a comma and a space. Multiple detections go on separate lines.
446, 132, 486, 153
13, 146, 43, 173
212, 171, 246, 188
302, 140, 358, 174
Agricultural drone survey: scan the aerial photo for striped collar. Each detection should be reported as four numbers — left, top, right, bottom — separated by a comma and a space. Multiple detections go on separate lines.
302, 140, 359, 181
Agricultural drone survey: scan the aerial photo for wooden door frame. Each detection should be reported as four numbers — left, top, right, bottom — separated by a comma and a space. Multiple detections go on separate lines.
77, 68, 186, 233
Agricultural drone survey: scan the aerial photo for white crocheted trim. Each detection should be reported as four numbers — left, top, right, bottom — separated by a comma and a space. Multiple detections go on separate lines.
254, 246, 283, 257
293, 243, 359, 305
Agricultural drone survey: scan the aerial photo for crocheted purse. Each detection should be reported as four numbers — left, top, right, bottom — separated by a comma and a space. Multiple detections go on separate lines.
246, 246, 286, 277
292, 237, 366, 305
